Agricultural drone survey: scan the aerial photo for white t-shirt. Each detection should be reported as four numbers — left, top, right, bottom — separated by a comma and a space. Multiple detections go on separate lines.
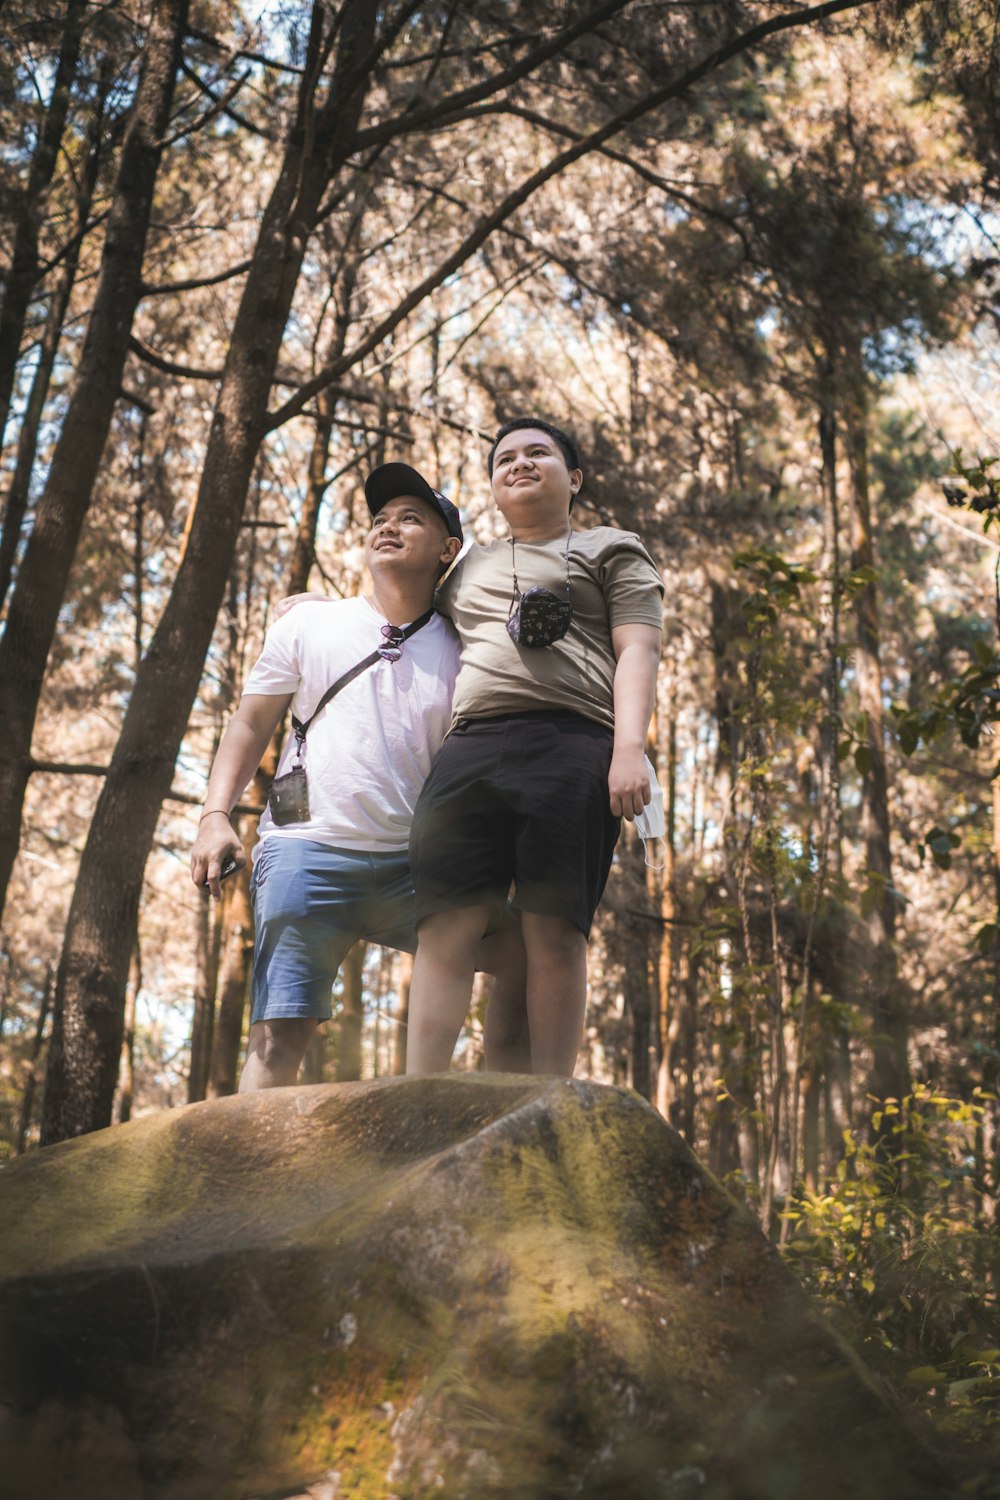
243, 596, 460, 855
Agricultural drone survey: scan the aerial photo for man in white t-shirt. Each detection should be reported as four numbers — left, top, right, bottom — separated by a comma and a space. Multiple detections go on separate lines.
189, 469, 523, 1089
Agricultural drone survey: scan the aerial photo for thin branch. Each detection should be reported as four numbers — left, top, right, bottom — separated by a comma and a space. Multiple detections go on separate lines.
179, 58, 274, 139
376, 28, 543, 71
26, 759, 261, 815
491, 100, 754, 255
140, 258, 253, 297
350, 0, 635, 152
161, 64, 254, 149
186, 23, 306, 74
37, 208, 111, 277
128, 335, 224, 380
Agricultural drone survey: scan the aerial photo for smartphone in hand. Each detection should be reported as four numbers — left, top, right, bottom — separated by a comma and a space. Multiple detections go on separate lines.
203, 854, 241, 891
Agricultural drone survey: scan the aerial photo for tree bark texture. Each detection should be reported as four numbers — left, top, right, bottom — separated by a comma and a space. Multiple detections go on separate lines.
0, 0, 89, 450
335, 942, 366, 1083
206, 857, 254, 1098
844, 384, 909, 1111
39, 0, 376, 1143
0, 90, 105, 614
654, 668, 679, 1121
14, 965, 53, 1156
187, 887, 219, 1103
0, 0, 189, 925
394, 953, 412, 1076
116, 937, 140, 1124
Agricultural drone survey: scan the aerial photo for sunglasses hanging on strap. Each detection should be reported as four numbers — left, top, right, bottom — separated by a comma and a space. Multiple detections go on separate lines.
268, 607, 435, 826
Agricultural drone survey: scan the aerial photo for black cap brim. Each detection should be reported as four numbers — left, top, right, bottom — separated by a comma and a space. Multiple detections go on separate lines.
364, 463, 463, 543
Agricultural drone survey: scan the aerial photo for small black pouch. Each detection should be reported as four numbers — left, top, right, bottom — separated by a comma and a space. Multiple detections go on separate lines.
268, 763, 310, 825
506, 586, 572, 648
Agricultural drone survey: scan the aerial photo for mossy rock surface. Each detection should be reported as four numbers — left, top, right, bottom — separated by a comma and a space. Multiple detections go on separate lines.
0, 1075, 953, 1500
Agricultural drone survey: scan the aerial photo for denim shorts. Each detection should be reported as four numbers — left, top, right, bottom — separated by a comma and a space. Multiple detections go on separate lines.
409, 710, 621, 937
249, 837, 417, 1024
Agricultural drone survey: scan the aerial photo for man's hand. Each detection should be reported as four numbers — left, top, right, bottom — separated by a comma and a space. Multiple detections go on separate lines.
608, 745, 651, 821
275, 591, 328, 619
609, 621, 661, 820
191, 812, 246, 901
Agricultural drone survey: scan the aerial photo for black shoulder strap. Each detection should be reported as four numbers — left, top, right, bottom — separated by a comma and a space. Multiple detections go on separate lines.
289, 607, 435, 747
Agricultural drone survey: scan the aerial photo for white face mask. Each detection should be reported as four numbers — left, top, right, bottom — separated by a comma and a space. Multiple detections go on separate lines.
634, 754, 666, 869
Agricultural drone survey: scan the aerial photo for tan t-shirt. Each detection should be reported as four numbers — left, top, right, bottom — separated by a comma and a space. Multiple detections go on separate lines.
436, 526, 664, 729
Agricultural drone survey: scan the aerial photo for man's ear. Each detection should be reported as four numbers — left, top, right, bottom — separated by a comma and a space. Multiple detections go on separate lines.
569, 467, 584, 495
441, 536, 462, 566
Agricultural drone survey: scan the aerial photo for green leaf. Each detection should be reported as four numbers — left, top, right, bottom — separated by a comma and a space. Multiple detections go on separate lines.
897, 718, 921, 756
975, 923, 998, 955
854, 745, 874, 775
905, 1366, 947, 1388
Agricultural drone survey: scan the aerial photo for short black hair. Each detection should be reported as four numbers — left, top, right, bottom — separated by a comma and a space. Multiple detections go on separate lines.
487, 417, 581, 478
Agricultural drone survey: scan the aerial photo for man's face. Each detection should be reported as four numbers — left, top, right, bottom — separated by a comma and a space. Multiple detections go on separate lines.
489, 427, 582, 524
365, 495, 459, 579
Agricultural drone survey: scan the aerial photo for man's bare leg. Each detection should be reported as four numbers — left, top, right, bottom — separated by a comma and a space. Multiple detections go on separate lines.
521, 912, 588, 1077
406, 904, 492, 1073
479, 917, 531, 1073
239, 1018, 318, 1090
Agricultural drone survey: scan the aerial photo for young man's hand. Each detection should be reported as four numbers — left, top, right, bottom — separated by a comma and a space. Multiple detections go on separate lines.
275, 591, 328, 619
191, 813, 246, 901
609, 622, 661, 820
608, 745, 651, 821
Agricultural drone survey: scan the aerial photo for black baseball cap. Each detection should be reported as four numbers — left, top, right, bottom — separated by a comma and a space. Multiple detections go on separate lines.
365, 463, 464, 545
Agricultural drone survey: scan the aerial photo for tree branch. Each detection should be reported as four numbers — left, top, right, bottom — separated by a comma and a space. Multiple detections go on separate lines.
178, 58, 274, 140
128, 336, 224, 380
26, 759, 262, 815
269, 0, 878, 432
186, 23, 306, 74
140, 258, 253, 297
350, 0, 634, 152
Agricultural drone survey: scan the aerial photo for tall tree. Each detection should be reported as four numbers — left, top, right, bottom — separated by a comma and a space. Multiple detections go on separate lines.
0, 0, 89, 450
0, 0, 189, 917
0, 47, 114, 611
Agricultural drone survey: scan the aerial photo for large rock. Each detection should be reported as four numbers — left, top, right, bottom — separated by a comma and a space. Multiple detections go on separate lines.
0, 1076, 952, 1500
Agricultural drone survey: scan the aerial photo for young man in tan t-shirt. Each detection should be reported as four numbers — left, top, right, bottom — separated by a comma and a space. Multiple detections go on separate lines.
404, 418, 663, 1076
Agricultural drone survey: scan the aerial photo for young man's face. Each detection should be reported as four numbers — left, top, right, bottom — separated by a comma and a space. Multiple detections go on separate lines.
365, 495, 459, 582
489, 427, 583, 526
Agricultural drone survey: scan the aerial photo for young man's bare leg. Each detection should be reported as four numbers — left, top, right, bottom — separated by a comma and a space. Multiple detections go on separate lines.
479, 917, 531, 1073
521, 912, 589, 1077
406, 903, 492, 1073
239, 1018, 318, 1091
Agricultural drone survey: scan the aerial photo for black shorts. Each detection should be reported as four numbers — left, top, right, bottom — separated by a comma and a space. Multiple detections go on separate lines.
409, 710, 620, 937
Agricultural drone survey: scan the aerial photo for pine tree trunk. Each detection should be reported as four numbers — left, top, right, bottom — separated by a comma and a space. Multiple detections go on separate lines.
39, 0, 377, 1143
0, 0, 89, 449
844, 380, 908, 1112
394, 953, 412, 1076
0, 0, 189, 923
116, 938, 140, 1124
206, 859, 254, 1098
14, 965, 53, 1155
626, 908, 652, 1100
0, 63, 110, 614
336, 942, 366, 1082
188, 886, 219, 1103
654, 663, 679, 1120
